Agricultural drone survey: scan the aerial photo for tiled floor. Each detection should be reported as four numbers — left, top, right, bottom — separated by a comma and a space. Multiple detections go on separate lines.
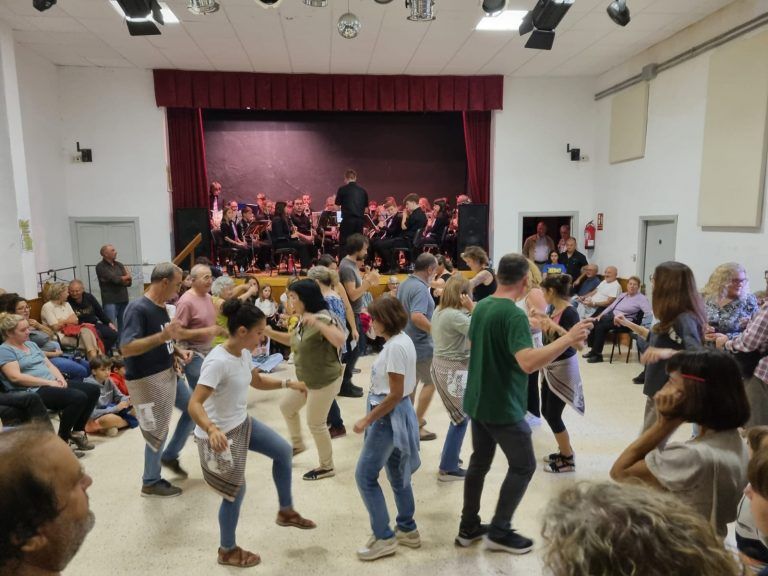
67, 352, 661, 575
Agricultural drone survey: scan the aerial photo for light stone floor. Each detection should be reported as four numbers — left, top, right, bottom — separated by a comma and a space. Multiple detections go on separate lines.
66, 351, 672, 576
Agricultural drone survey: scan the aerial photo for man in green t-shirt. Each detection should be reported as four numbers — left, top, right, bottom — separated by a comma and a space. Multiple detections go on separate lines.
456, 253, 591, 554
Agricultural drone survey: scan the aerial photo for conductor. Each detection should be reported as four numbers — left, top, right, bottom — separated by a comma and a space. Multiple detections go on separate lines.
335, 168, 368, 255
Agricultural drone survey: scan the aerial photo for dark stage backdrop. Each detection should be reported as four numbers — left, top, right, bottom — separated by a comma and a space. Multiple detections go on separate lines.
203, 110, 467, 206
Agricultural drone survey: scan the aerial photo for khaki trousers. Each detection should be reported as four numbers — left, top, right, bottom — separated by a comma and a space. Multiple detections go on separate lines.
280, 375, 342, 470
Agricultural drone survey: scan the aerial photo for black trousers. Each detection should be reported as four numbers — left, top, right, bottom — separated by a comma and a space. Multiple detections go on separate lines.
588, 313, 616, 355
0, 392, 53, 428
274, 239, 311, 269
339, 217, 364, 256
541, 375, 566, 434
374, 237, 410, 271
527, 371, 540, 417
34, 380, 100, 441
94, 323, 118, 352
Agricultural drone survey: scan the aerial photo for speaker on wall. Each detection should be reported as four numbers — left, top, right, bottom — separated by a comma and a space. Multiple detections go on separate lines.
457, 204, 489, 270
174, 208, 210, 260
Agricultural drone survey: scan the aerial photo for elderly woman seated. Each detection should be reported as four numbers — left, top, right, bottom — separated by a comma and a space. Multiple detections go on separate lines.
0, 312, 99, 453
0, 293, 89, 379
40, 282, 101, 361
703, 262, 759, 340
610, 349, 749, 538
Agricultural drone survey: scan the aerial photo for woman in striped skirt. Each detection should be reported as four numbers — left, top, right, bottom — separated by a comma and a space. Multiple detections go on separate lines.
430, 275, 474, 482
188, 299, 316, 568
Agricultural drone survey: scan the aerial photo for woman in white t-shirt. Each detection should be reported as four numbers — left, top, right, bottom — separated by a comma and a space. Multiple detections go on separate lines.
610, 350, 749, 538
188, 299, 316, 569
353, 296, 421, 562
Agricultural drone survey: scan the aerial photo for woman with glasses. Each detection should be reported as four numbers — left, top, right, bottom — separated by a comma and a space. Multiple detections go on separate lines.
702, 262, 759, 339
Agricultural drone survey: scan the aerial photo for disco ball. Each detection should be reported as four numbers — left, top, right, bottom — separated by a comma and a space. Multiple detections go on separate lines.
337, 12, 361, 39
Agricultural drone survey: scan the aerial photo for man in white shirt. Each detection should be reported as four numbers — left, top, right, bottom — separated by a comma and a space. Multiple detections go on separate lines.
576, 266, 621, 319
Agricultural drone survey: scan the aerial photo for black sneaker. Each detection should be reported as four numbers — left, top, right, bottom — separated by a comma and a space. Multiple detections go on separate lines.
632, 371, 646, 384
543, 451, 561, 464
543, 454, 575, 473
338, 387, 363, 398
582, 350, 595, 358
484, 530, 533, 554
161, 458, 189, 478
69, 432, 95, 451
455, 523, 490, 547
141, 479, 183, 498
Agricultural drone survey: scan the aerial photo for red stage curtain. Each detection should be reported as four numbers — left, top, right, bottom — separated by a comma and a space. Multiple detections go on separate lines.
463, 111, 491, 205
167, 107, 208, 212
153, 70, 503, 112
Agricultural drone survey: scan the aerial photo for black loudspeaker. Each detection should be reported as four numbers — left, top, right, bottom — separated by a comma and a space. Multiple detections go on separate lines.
457, 204, 489, 270
174, 208, 210, 260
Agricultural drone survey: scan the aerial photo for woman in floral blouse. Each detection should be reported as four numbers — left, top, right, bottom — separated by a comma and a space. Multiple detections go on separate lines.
703, 262, 759, 339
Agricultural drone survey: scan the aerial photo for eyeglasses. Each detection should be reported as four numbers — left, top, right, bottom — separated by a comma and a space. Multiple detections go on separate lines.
731, 277, 748, 284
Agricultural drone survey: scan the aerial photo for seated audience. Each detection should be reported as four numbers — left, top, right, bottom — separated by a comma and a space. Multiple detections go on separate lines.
461, 246, 497, 302
541, 482, 742, 576
575, 266, 621, 318
385, 276, 399, 297
0, 391, 51, 429
256, 284, 278, 318
584, 275, 652, 363
40, 283, 101, 361
541, 250, 566, 277
84, 355, 137, 437
251, 335, 284, 373
67, 280, 118, 352
736, 426, 768, 573
0, 425, 96, 576
610, 349, 749, 538
570, 263, 601, 303
110, 356, 128, 396
703, 262, 759, 339
746, 444, 768, 576
0, 294, 89, 379
0, 313, 99, 453
558, 237, 588, 280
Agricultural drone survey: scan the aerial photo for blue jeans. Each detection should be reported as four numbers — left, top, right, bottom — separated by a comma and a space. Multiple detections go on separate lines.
219, 417, 293, 549
50, 355, 89, 380
439, 418, 469, 473
143, 375, 196, 486
103, 302, 128, 331
252, 353, 283, 374
355, 414, 417, 540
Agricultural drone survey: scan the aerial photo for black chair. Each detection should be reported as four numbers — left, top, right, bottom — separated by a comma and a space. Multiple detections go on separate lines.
212, 228, 236, 267
608, 312, 644, 364
396, 227, 422, 271
420, 226, 448, 255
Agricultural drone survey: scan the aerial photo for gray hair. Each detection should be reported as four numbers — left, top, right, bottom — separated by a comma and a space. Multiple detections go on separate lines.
150, 262, 182, 283
307, 265, 339, 287
189, 264, 211, 280
497, 253, 529, 286
414, 253, 437, 273
211, 275, 234, 297
69, 279, 84, 288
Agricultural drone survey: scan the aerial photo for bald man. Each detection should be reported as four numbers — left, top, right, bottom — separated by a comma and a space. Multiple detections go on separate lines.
576, 266, 621, 319
95, 244, 132, 331
67, 279, 119, 352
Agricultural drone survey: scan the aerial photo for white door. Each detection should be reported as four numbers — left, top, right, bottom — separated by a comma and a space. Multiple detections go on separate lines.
71, 220, 142, 302
642, 220, 677, 292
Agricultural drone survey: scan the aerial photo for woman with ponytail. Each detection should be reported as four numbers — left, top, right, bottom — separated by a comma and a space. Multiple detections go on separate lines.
188, 298, 316, 569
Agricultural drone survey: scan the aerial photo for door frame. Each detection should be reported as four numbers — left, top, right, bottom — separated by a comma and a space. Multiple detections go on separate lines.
517, 211, 579, 252
636, 215, 677, 281
69, 217, 143, 281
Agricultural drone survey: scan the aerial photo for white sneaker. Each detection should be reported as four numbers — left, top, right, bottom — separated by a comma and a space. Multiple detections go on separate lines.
357, 536, 397, 561
395, 528, 421, 548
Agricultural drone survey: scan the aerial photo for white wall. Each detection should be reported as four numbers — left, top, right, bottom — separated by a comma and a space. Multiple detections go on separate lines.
58, 66, 172, 268
491, 76, 596, 261
592, 44, 768, 286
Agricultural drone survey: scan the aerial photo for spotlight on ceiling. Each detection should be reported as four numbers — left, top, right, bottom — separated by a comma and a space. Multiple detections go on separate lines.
518, 0, 573, 50
481, 0, 506, 16
32, 0, 56, 11
406, 0, 435, 21
255, 0, 283, 7
338, 12, 361, 39
187, 0, 219, 15
607, 0, 630, 26
303, 0, 327, 5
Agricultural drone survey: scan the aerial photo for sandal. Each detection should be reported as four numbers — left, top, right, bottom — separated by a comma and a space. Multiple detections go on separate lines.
217, 546, 261, 568
276, 509, 317, 530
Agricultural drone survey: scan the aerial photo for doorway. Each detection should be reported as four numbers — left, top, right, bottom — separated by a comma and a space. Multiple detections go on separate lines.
638, 216, 677, 294
69, 218, 143, 302
519, 212, 579, 259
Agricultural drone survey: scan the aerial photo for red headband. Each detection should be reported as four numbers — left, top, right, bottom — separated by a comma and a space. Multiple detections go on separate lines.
680, 373, 706, 383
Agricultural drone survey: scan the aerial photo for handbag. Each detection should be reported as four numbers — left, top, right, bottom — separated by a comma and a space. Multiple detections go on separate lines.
61, 323, 106, 354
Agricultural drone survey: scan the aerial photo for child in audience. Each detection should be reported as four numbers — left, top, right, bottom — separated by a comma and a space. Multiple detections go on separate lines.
738, 426, 768, 573
85, 355, 138, 436
110, 356, 128, 396
252, 334, 284, 373
256, 284, 278, 319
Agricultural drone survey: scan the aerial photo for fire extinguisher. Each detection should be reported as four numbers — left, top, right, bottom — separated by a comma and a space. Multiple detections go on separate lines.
584, 220, 596, 250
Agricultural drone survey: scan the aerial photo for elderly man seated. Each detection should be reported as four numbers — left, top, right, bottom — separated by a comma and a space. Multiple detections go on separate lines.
583, 276, 652, 363
67, 280, 118, 353
575, 266, 621, 319
570, 264, 601, 303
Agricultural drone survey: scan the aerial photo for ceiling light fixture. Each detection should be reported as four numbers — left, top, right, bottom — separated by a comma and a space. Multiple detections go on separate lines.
519, 0, 573, 50
110, 0, 178, 23
32, 0, 57, 12
481, 0, 506, 16
303, 0, 327, 6
406, 0, 435, 21
476, 9, 527, 30
607, 0, 630, 26
255, 0, 284, 7
337, 12, 361, 38
187, 0, 219, 15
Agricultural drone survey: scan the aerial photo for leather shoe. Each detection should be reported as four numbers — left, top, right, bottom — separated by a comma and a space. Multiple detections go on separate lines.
582, 351, 595, 358
339, 387, 364, 398
587, 356, 603, 364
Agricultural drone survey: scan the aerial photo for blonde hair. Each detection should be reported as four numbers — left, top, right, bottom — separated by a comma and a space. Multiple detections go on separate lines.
542, 482, 742, 576
702, 262, 750, 301
45, 282, 68, 302
525, 258, 542, 288
439, 275, 470, 310
307, 265, 339, 288
0, 313, 23, 339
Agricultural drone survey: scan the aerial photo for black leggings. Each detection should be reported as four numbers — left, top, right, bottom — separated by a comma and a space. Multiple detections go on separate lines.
541, 375, 566, 434
527, 371, 540, 417
0, 392, 53, 429
34, 380, 100, 441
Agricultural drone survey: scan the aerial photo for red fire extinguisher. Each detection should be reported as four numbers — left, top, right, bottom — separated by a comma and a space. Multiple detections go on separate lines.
584, 220, 596, 250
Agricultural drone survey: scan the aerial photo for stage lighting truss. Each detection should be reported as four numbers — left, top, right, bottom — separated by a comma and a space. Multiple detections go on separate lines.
406, 0, 435, 21
187, 0, 219, 15
519, 0, 573, 50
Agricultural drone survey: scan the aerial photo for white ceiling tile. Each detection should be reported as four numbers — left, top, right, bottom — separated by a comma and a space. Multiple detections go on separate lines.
3, 15, 40, 31
28, 16, 86, 32
57, 0, 119, 20
20, 42, 92, 65
442, 32, 516, 74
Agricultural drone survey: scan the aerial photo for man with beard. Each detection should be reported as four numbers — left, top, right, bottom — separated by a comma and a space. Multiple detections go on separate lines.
0, 425, 95, 576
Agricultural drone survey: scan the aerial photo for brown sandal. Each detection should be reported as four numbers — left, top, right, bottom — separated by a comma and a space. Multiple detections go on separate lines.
276, 509, 316, 530
217, 546, 261, 568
